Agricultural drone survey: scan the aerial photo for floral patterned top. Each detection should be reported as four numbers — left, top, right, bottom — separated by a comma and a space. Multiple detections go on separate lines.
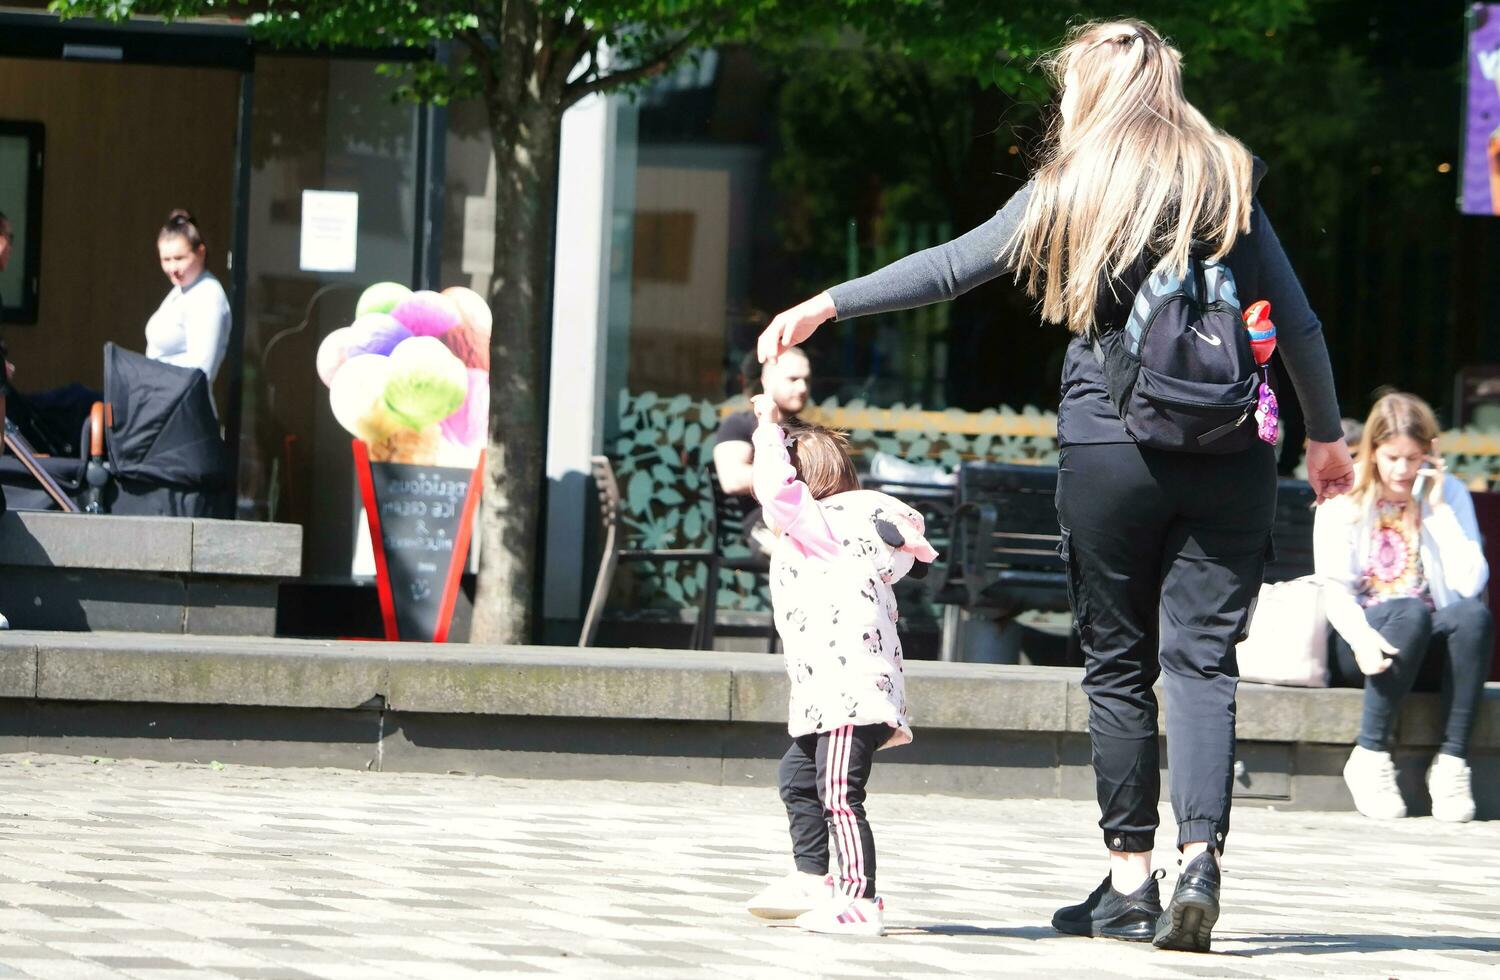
1359, 499, 1432, 609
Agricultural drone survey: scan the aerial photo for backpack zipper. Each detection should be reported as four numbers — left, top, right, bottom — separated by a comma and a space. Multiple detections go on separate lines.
1198, 407, 1252, 445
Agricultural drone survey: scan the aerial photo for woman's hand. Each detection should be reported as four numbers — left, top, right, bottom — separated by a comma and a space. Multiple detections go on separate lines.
758, 291, 837, 364
1351, 632, 1398, 675
1305, 438, 1355, 504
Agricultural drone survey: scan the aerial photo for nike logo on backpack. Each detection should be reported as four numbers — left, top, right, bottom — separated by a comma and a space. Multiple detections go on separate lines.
1188, 325, 1223, 346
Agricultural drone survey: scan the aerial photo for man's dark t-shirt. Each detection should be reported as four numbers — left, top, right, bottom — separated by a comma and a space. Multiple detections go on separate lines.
714, 410, 757, 450
712, 409, 768, 551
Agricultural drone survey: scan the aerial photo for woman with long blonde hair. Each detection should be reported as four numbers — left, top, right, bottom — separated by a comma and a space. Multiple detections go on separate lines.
1314, 392, 1491, 823
758, 19, 1355, 951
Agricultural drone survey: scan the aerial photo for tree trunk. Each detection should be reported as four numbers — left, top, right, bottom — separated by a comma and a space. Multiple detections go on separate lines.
471, 69, 565, 645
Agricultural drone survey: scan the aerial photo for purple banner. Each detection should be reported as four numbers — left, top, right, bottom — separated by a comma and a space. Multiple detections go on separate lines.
1462, 4, 1500, 215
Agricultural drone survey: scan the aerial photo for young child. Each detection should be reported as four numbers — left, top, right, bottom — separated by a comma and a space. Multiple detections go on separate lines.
741, 394, 936, 937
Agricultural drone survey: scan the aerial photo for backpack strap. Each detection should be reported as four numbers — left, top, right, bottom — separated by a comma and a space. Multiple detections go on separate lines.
1089, 255, 1154, 365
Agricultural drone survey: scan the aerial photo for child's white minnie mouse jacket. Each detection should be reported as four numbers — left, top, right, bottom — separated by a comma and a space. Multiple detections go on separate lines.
751, 421, 938, 749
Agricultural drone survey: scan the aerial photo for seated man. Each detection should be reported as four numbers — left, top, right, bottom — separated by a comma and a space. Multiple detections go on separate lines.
713, 346, 811, 553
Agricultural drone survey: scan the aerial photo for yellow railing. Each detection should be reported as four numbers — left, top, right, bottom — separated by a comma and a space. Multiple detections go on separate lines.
721, 400, 1055, 437
802, 405, 1059, 439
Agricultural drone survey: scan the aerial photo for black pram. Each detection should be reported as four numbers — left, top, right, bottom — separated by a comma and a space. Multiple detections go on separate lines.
0, 343, 233, 517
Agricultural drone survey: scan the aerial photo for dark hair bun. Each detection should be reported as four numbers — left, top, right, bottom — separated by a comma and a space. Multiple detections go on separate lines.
158, 209, 205, 250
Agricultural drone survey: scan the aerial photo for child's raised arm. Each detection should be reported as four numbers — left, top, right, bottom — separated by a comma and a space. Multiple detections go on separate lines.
750, 397, 841, 561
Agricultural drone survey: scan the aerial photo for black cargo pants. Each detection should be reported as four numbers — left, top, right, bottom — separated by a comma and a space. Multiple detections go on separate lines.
1056, 441, 1276, 853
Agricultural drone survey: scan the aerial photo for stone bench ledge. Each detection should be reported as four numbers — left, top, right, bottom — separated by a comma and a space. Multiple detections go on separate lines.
0, 512, 301, 578
0, 632, 1494, 750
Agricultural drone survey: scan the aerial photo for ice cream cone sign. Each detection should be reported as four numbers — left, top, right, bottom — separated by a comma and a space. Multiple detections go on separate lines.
329, 282, 493, 642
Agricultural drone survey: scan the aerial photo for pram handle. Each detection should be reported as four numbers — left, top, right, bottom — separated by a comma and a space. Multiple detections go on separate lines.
89, 402, 105, 458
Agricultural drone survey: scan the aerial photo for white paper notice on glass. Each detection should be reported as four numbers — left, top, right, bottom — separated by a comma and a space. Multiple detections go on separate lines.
299, 190, 359, 272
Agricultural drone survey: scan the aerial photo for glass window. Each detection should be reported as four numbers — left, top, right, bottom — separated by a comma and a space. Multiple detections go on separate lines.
605, 45, 1055, 417
238, 56, 420, 578
0, 120, 43, 325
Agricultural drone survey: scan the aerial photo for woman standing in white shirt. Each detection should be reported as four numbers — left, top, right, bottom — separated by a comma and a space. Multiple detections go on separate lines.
145, 210, 231, 394
1314, 391, 1493, 823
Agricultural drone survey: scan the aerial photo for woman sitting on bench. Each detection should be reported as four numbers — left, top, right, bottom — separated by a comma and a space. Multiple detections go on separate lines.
1315, 390, 1493, 823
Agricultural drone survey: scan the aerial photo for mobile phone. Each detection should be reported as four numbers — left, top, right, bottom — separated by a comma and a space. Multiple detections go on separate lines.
1412, 469, 1434, 501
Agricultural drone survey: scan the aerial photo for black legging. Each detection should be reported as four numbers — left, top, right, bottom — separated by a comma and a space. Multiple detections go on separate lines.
1328, 596, 1494, 758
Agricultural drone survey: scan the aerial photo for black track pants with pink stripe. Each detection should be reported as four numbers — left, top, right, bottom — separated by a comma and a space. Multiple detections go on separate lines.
777, 724, 888, 900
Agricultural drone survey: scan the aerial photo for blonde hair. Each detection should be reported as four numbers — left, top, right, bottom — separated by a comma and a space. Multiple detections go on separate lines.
782, 419, 861, 500
1005, 19, 1255, 335
1349, 391, 1440, 527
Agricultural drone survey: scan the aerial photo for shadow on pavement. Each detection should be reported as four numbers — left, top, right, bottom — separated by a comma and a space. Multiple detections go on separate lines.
1232, 933, 1500, 956
898, 924, 1058, 940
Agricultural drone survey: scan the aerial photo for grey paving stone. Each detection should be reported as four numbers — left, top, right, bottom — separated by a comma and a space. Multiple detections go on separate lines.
593, 954, 698, 968
445, 961, 546, 973
238, 925, 348, 937
0, 946, 77, 959
245, 900, 339, 911
19, 904, 129, 919
216, 939, 321, 951
474, 945, 567, 957
85, 956, 193, 969
9, 930, 119, 944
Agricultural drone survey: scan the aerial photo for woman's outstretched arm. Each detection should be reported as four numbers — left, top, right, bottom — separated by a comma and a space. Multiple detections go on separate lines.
759, 182, 1033, 362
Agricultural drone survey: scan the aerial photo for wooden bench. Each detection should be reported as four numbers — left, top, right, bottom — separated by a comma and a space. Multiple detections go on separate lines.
934, 462, 1318, 662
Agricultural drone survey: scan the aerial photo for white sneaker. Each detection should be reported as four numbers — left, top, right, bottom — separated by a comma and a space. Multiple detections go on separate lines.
1343, 745, 1407, 819
795, 895, 885, 937
1426, 753, 1476, 823
746, 871, 834, 920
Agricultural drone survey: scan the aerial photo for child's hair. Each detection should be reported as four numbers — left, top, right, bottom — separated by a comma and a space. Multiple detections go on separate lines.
1347, 390, 1441, 525
782, 418, 860, 499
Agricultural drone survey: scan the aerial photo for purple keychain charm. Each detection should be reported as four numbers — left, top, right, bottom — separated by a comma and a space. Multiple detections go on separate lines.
1255, 379, 1279, 445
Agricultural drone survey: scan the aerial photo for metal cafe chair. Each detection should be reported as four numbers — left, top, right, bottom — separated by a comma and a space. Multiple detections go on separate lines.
579, 455, 778, 651
579, 455, 713, 647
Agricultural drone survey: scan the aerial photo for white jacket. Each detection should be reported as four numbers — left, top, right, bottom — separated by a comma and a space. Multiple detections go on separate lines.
1313, 474, 1489, 650
751, 423, 937, 749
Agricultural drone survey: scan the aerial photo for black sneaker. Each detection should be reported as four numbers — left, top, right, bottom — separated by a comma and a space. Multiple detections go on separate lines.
1052, 869, 1164, 942
1153, 850, 1221, 953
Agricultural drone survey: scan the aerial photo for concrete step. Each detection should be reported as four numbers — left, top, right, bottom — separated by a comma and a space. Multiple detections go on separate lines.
0, 631, 1494, 816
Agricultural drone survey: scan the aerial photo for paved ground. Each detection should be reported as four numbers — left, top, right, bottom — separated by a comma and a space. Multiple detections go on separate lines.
0, 754, 1495, 979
